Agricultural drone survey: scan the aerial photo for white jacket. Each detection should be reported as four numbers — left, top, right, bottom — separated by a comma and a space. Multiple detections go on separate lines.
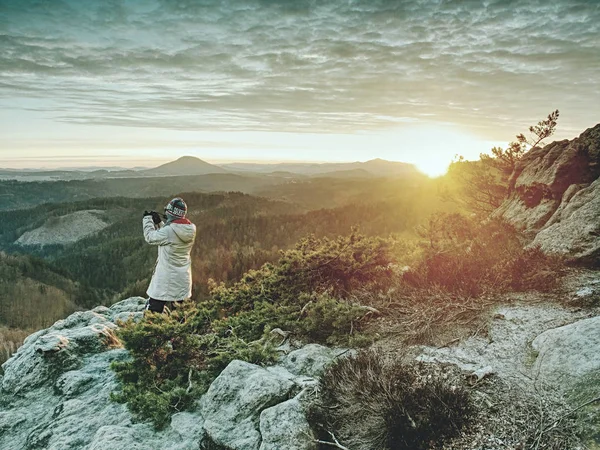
143, 216, 197, 301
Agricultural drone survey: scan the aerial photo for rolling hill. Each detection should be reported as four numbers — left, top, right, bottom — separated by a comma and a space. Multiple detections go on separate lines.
220, 158, 418, 177
143, 156, 228, 176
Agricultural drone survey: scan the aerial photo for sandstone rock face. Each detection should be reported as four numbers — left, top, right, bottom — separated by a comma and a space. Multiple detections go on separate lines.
0, 297, 205, 450
532, 315, 600, 390
497, 123, 600, 264
0, 299, 334, 450
532, 178, 600, 262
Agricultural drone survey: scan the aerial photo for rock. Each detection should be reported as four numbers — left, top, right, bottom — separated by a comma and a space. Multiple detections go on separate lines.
113, 311, 144, 323
107, 297, 147, 317
200, 360, 296, 450
532, 178, 600, 262
0, 411, 25, 432
55, 370, 97, 397
88, 425, 157, 450
168, 411, 205, 446
497, 123, 600, 263
0, 298, 156, 450
259, 398, 317, 450
1, 319, 117, 394
281, 344, 337, 378
532, 316, 600, 390
468, 365, 495, 383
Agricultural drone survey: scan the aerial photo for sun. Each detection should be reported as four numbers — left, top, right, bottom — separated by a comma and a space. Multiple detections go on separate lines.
377, 125, 502, 177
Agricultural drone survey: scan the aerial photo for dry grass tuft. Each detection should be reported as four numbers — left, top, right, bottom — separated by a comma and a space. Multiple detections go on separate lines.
308, 349, 474, 450
444, 376, 583, 450
98, 326, 123, 349
353, 284, 499, 347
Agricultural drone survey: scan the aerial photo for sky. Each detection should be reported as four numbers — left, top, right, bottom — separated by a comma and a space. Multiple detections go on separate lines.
0, 0, 599, 176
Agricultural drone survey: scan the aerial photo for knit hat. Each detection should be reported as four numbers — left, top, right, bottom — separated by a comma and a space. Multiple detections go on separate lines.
164, 197, 188, 219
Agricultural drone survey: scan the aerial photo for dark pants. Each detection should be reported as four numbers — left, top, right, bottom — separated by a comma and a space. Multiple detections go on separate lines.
145, 298, 183, 313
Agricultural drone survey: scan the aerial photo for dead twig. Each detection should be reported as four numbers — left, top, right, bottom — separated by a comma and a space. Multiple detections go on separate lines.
313, 431, 351, 450
538, 395, 600, 436
437, 337, 460, 349
185, 368, 194, 394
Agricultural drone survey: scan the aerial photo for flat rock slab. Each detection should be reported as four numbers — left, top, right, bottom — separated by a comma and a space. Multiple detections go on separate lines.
532, 315, 600, 390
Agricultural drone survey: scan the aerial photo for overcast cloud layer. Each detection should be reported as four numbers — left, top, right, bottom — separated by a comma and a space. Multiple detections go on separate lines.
0, 0, 599, 152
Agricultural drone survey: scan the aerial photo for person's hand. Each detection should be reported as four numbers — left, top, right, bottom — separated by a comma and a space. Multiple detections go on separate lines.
143, 210, 152, 218
151, 211, 162, 225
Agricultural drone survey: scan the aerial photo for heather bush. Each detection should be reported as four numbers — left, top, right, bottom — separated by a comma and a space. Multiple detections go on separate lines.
308, 349, 473, 450
404, 212, 564, 296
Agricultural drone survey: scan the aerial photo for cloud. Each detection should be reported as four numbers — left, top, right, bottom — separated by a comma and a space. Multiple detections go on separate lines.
0, 0, 598, 138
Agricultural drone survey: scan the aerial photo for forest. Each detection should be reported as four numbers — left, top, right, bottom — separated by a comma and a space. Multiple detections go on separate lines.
0, 173, 454, 361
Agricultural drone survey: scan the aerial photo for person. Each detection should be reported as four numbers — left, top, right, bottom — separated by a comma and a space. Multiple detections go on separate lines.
142, 197, 196, 313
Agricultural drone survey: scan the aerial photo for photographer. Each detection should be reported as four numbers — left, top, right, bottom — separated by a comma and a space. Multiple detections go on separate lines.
142, 197, 196, 313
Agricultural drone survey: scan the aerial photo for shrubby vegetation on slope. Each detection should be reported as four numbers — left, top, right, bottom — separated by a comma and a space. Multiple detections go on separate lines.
404, 213, 564, 296
112, 215, 563, 433
112, 232, 393, 428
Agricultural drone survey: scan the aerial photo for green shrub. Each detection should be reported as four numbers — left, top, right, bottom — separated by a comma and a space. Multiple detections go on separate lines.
308, 349, 473, 450
209, 231, 394, 314
112, 232, 393, 428
111, 304, 278, 429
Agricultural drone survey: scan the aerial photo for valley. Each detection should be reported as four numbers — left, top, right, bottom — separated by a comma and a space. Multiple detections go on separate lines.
0, 161, 450, 365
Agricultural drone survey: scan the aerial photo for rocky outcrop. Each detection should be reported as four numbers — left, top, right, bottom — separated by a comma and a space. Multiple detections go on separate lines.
497, 123, 600, 264
3, 284, 599, 449
532, 178, 600, 261
532, 315, 600, 390
0, 298, 336, 450
200, 360, 297, 449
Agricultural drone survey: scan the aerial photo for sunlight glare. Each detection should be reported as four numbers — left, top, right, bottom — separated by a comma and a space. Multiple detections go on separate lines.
375, 125, 503, 177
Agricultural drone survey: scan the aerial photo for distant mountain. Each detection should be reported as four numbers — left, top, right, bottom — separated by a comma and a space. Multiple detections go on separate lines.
313, 169, 375, 179
144, 156, 228, 176
0, 157, 416, 183
220, 159, 417, 177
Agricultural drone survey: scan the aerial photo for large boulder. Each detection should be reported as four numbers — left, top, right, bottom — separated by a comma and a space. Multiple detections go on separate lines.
532, 315, 600, 390
200, 360, 297, 450
1, 311, 119, 394
532, 178, 600, 262
0, 297, 182, 450
497, 123, 600, 263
